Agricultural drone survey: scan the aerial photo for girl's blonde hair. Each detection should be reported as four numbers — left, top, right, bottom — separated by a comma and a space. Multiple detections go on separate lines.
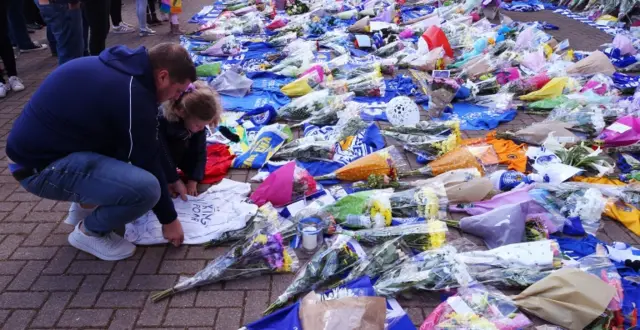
163, 80, 222, 123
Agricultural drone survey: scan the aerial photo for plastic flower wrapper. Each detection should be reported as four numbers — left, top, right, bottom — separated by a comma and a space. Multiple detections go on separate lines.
270, 49, 314, 76
268, 31, 299, 48
373, 245, 473, 296
250, 161, 318, 208
427, 78, 460, 118
456, 241, 561, 288
264, 234, 366, 314
314, 146, 410, 182
200, 35, 242, 57
383, 121, 462, 162
404, 147, 484, 178
273, 138, 334, 161
339, 222, 448, 252
373, 40, 407, 58
390, 183, 448, 220
327, 72, 386, 97
578, 249, 624, 329
204, 202, 297, 248
552, 142, 615, 177
152, 227, 300, 302
277, 89, 330, 120
323, 189, 394, 229
420, 284, 533, 330
292, 107, 339, 128
280, 69, 323, 97
339, 237, 412, 285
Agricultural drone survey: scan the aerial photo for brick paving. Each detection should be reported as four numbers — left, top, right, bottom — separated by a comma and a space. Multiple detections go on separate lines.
0, 2, 638, 329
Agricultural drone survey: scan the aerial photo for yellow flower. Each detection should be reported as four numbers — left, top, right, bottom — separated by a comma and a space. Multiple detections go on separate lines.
253, 234, 267, 244
370, 199, 392, 226
279, 249, 294, 272
426, 220, 446, 249
416, 187, 440, 219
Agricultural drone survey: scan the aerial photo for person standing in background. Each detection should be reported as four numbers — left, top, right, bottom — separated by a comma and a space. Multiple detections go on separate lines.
7, 0, 48, 52
34, 0, 84, 65
109, 0, 134, 33
82, 0, 110, 55
146, 0, 162, 26
160, 0, 183, 35
136, 0, 155, 36
0, 0, 26, 97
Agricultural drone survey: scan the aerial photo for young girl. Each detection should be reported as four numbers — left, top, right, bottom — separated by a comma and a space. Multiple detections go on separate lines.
160, 81, 222, 197
160, 0, 184, 35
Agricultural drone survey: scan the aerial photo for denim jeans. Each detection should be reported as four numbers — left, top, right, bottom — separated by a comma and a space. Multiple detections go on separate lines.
35, 1, 83, 65
7, 0, 35, 49
19, 152, 161, 234
136, 0, 147, 30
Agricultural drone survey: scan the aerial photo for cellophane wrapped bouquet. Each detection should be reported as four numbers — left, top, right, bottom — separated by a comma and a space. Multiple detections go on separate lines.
382, 121, 462, 161
420, 285, 533, 330
373, 245, 473, 296
152, 209, 300, 301
338, 222, 448, 252
264, 235, 366, 314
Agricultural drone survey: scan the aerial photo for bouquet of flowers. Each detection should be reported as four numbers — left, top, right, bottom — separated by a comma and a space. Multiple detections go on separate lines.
331, 59, 397, 80
327, 72, 386, 97
374, 41, 407, 58
268, 31, 300, 48
152, 227, 300, 302
277, 89, 330, 120
390, 184, 449, 220
340, 237, 411, 284
403, 147, 484, 178
281, 70, 324, 97
339, 222, 448, 251
420, 285, 533, 330
373, 245, 473, 296
314, 146, 411, 182
383, 121, 462, 162
323, 189, 394, 229
264, 235, 366, 314
203, 202, 297, 248
427, 78, 460, 118
458, 240, 563, 287
200, 35, 242, 57
273, 139, 334, 160
250, 162, 318, 208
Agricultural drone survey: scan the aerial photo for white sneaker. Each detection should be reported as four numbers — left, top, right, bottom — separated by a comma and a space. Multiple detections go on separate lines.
0, 83, 6, 98
8, 76, 24, 92
111, 24, 135, 34
65, 202, 96, 225
68, 222, 136, 261
120, 21, 134, 28
139, 27, 156, 37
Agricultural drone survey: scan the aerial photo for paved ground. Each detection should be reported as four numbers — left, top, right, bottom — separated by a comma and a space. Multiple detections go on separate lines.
0, 2, 637, 329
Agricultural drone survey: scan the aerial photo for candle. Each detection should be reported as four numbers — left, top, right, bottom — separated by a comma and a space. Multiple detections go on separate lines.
302, 226, 318, 251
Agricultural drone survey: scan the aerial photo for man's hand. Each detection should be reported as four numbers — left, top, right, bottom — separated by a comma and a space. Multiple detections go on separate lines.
163, 219, 184, 247
186, 180, 198, 197
168, 180, 188, 201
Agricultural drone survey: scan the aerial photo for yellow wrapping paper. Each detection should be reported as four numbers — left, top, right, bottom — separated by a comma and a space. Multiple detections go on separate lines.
519, 77, 568, 101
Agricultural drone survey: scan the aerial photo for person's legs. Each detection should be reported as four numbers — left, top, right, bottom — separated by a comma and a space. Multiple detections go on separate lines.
110, 0, 121, 26
82, 0, 110, 55
7, 0, 44, 51
136, 0, 154, 36
18, 152, 161, 260
46, 24, 56, 56
36, 1, 83, 65
0, 0, 22, 96
81, 4, 89, 56
146, 0, 160, 25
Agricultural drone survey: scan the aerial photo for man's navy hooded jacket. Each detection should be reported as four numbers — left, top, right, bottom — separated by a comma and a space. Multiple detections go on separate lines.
6, 45, 178, 224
